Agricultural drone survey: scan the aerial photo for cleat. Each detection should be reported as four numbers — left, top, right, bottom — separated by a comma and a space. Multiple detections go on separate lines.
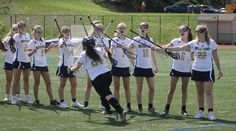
137, 107, 143, 114
33, 100, 41, 106
194, 110, 204, 119
58, 101, 68, 109
50, 100, 60, 105
208, 111, 216, 121
83, 106, 89, 110
160, 111, 169, 116
120, 110, 127, 122
11, 96, 17, 105
181, 110, 189, 116
23, 96, 32, 104
71, 100, 84, 108
148, 107, 158, 114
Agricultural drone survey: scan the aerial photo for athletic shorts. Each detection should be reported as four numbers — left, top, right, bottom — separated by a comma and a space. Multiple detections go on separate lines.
56, 65, 75, 78
3, 62, 13, 70
169, 69, 191, 77
31, 65, 49, 72
133, 66, 155, 77
13, 60, 31, 70
111, 66, 130, 77
191, 69, 215, 82
92, 71, 112, 97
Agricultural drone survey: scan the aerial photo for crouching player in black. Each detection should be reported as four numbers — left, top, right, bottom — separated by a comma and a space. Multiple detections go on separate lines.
69, 37, 127, 122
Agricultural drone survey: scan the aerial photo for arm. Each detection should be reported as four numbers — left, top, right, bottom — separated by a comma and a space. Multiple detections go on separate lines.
70, 62, 82, 72
165, 44, 190, 51
212, 50, 223, 79
152, 50, 158, 73
28, 49, 36, 57
45, 43, 55, 53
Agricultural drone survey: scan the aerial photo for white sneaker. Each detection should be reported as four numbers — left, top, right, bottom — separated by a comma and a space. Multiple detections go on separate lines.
23, 95, 32, 104
11, 96, 17, 104
120, 110, 127, 122
58, 101, 68, 109
208, 111, 216, 121
194, 110, 204, 119
83, 106, 89, 110
71, 100, 84, 108
3, 95, 10, 102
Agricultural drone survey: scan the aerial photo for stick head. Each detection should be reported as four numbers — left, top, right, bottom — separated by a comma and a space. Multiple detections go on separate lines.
79, 16, 83, 20
110, 20, 114, 23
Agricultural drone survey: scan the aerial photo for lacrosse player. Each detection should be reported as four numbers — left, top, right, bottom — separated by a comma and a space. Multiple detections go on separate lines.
128, 22, 158, 114
2, 24, 19, 102
28, 25, 59, 106
56, 26, 83, 108
110, 22, 132, 112
11, 21, 32, 104
161, 25, 193, 116
69, 37, 127, 122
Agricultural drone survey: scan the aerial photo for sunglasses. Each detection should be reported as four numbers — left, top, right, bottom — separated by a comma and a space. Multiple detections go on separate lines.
179, 27, 188, 34
36, 30, 43, 34
195, 28, 206, 33
139, 25, 148, 29
12, 28, 18, 31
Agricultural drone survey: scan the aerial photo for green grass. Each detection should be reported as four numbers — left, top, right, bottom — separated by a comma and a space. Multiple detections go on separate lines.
0, 48, 236, 131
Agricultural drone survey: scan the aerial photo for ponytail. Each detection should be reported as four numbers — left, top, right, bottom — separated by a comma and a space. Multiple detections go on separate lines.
86, 47, 102, 62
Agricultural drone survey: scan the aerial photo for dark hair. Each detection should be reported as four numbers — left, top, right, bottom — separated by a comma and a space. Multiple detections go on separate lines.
82, 37, 102, 62
179, 25, 192, 42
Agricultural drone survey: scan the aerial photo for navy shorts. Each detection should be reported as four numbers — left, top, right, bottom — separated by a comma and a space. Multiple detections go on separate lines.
31, 65, 49, 72
191, 69, 215, 82
13, 60, 31, 70
111, 66, 130, 77
133, 66, 155, 77
169, 69, 191, 77
56, 65, 75, 78
92, 71, 112, 97
3, 62, 13, 70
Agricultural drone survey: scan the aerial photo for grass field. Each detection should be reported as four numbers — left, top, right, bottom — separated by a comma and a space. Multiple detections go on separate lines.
0, 47, 236, 131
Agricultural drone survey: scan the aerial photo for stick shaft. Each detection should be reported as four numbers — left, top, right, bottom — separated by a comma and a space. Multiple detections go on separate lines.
80, 17, 88, 36
54, 19, 67, 47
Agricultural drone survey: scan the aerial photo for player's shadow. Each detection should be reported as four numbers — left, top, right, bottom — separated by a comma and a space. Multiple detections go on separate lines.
85, 115, 130, 126
160, 114, 189, 120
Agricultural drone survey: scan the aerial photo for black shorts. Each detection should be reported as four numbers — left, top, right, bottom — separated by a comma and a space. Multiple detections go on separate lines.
3, 62, 13, 70
191, 69, 215, 82
31, 65, 49, 72
92, 71, 112, 97
13, 60, 31, 70
111, 66, 130, 77
133, 66, 155, 77
56, 65, 75, 78
169, 69, 191, 77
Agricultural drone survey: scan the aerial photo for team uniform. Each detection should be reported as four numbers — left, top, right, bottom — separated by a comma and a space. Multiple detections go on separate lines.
2, 36, 16, 70
188, 39, 216, 82
78, 48, 111, 97
111, 37, 131, 77
12, 33, 31, 69
28, 39, 48, 72
131, 36, 154, 77
56, 38, 75, 77
169, 38, 191, 77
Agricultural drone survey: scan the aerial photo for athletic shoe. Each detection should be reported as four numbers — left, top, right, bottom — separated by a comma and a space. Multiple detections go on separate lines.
103, 110, 113, 117
83, 106, 89, 110
33, 100, 41, 106
58, 101, 68, 109
181, 110, 189, 116
100, 104, 105, 110
120, 110, 127, 122
3, 96, 10, 102
71, 100, 84, 108
11, 96, 17, 104
23, 96, 32, 104
208, 111, 216, 121
50, 100, 60, 105
194, 110, 204, 119
127, 107, 132, 112
137, 107, 143, 114
148, 107, 158, 114
160, 111, 169, 116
